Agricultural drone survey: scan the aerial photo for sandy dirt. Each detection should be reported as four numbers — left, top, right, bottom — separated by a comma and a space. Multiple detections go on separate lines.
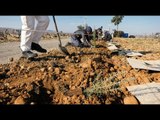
0, 38, 160, 104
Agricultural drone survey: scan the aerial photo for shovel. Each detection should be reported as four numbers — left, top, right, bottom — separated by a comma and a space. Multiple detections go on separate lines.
52, 16, 70, 55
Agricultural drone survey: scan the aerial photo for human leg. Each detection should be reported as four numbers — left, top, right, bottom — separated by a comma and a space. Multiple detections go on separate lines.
31, 16, 50, 53
20, 16, 37, 58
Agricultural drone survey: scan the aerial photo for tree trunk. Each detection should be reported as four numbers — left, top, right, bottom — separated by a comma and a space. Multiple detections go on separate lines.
117, 25, 119, 37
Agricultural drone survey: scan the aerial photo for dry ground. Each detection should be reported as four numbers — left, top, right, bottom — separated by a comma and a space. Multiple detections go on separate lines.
0, 38, 160, 104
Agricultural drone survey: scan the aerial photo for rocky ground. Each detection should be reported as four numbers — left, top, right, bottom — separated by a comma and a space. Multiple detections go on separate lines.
0, 38, 160, 104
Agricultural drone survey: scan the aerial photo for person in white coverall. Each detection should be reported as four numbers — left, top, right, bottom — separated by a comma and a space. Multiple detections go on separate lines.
20, 16, 50, 58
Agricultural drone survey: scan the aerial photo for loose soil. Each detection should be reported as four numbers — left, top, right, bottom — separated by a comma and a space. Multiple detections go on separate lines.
0, 38, 160, 104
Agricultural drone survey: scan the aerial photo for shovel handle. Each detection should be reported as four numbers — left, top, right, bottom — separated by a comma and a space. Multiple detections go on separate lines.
53, 16, 62, 46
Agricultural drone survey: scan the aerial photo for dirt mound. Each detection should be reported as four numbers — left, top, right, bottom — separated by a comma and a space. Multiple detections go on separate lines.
0, 39, 160, 104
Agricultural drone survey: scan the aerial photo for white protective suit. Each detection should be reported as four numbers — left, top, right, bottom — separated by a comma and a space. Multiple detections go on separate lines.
20, 16, 50, 51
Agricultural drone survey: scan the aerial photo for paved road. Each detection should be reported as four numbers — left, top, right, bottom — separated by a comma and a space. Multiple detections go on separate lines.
0, 38, 69, 65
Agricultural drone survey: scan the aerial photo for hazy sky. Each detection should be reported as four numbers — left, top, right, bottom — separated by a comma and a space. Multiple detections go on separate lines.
0, 16, 160, 35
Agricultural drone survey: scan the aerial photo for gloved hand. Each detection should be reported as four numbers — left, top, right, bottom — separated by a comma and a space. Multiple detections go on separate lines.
79, 43, 84, 48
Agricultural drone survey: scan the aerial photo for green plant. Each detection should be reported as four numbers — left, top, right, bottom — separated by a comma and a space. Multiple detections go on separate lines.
84, 71, 136, 97
111, 16, 124, 31
113, 30, 124, 37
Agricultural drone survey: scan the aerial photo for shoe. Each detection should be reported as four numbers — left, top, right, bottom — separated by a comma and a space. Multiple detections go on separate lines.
31, 42, 47, 53
22, 51, 38, 58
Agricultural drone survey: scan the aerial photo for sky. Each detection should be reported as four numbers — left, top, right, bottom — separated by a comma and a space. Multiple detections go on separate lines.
0, 16, 160, 36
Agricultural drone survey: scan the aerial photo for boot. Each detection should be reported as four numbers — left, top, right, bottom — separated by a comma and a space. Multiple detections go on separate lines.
31, 42, 47, 53
22, 51, 38, 58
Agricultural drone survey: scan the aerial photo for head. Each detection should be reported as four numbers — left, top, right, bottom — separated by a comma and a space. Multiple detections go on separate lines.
85, 26, 92, 34
97, 27, 103, 35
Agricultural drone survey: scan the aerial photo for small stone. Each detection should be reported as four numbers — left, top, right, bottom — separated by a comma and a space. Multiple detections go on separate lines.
55, 68, 61, 74
14, 96, 26, 105
9, 57, 14, 62
90, 72, 95, 77
123, 96, 139, 104
65, 56, 70, 61
47, 90, 51, 94
48, 67, 52, 71
40, 68, 45, 72
80, 59, 92, 68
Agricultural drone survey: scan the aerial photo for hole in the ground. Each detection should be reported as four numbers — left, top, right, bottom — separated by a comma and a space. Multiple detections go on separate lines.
27, 81, 53, 104
28, 86, 53, 104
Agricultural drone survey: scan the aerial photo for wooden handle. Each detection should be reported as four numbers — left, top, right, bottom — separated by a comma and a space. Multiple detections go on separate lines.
53, 16, 62, 46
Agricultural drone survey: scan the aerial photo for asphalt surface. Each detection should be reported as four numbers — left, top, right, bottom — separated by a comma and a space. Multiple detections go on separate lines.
0, 38, 69, 64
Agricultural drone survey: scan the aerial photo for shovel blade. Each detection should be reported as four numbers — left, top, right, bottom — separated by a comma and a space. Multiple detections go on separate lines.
58, 44, 70, 55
